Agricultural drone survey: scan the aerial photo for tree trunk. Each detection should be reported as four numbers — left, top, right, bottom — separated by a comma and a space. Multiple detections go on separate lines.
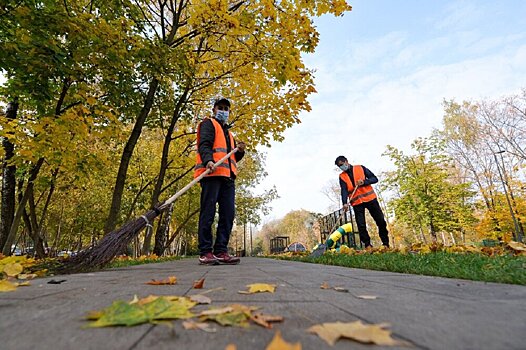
153, 203, 174, 256
0, 99, 18, 252
1, 158, 44, 255
104, 78, 160, 233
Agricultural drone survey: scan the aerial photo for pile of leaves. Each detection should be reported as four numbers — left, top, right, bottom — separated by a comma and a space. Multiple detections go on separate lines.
333, 241, 526, 257
0, 254, 47, 292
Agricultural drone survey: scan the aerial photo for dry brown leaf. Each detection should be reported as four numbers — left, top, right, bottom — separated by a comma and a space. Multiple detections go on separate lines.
356, 295, 378, 300
508, 241, 526, 251
266, 330, 301, 350
146, 276, 177, 285
190, 294, 212, 304
199, 306, 234, 316
225, 344, 237, 350
250, 312, 284, 329
320, 282, 330, 289
238, 283, 276, 294
193, 278, 205, 289
308, 321, 406, 346
182, 320, 217, 333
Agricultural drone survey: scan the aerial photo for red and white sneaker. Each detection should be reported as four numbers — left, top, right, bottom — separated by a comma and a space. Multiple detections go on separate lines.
199, 252, 219, 265
214, 252, 240, 265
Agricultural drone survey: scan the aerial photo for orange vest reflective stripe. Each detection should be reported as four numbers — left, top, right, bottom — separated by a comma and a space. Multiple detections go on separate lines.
194, 118, 237, 178
339, 165, 377, 206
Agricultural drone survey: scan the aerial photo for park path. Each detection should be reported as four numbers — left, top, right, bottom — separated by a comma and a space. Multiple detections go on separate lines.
1, 257, 525, 350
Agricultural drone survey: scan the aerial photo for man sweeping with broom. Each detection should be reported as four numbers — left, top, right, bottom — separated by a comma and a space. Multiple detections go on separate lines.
195, 98, 246, 265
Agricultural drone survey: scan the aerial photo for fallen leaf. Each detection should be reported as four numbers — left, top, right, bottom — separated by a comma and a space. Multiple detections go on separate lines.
193, 278, 205, 289
238, 283, 276, 294
250, 312, 284, 329
508, 241, 526, 252
3, 263, 23, 277
356, 295, 378, 300
17, 273, 38, 280
320, 282, 330, 289
200, 306, 234, 316
308, 321, 406, 346
333, 287, 348, 293
190, 294, 212, 304
86, 296, 196, 327
0, 279, 18, 292
182, 320, 217, 333
225, 345, 237, 350
266, 330, 301, 350
146, 276, 177, 285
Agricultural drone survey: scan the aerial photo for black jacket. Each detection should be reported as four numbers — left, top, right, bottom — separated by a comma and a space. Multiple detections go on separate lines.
197, 118, 244, 179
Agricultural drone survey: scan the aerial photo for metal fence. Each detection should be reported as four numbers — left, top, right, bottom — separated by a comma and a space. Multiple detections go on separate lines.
318, 208, 360, 248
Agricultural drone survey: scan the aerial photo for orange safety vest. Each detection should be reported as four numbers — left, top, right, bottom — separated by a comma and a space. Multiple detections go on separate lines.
194, 118, 237, 178
339, 165, 377, 206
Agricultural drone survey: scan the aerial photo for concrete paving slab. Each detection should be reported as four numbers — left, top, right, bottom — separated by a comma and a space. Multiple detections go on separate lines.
0, 257, 524, 350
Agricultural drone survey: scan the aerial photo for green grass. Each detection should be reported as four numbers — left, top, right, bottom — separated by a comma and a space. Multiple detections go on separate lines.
107, 255, 182, 268
277, 252, 526, 285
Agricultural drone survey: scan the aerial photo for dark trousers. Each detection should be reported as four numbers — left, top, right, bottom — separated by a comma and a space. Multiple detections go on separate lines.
197, 177, 235, 255
352, 198, 389, 247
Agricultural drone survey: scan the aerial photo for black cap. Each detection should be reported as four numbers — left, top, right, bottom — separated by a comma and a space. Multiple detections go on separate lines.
213, 98, 231, 107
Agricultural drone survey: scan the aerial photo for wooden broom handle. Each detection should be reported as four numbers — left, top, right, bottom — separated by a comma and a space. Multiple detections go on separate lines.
158, 147, 239, 211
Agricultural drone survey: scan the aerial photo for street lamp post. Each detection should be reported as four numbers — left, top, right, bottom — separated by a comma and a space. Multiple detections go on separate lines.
493, 150, 523, 242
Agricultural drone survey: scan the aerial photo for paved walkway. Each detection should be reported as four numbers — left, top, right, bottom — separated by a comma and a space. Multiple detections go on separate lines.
1, 257, 525, 350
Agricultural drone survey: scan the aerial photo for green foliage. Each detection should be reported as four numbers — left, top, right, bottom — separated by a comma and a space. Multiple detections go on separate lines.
383, 137, 477, 240
282, 252, 526, 285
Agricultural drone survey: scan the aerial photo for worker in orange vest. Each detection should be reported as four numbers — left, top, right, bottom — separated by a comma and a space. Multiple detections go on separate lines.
195, 98, 246, 265
335, 155, 389, 248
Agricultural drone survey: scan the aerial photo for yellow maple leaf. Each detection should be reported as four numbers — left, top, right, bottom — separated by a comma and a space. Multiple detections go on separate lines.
3, 263, 23, 277
308, 321, 406, 346
0, 280, 18, 292
266, 330, 301, 350
238, 283, 276, 294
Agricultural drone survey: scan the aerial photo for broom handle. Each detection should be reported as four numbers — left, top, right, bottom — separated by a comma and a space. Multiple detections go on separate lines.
329, 185, 359, 234
158, 147, 239, 211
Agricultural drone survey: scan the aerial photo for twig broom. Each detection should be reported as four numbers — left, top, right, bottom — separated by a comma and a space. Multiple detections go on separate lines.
63, 148, 238, 272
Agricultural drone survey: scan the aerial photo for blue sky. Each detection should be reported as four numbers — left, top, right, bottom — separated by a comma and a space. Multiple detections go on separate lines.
254, 0, 526, 223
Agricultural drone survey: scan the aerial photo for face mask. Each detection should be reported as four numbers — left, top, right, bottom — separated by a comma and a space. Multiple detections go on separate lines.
215, 110, 229, 123
339, 164, 349, 171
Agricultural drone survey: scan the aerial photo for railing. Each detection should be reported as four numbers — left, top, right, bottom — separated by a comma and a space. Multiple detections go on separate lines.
318, 208, 360, 248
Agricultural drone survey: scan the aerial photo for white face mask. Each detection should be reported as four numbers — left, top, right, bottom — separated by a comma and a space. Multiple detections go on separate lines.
339, 164, 349, 171
215, 110, 229, 123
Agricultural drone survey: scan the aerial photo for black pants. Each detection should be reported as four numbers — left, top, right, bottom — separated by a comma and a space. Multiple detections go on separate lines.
352, 198, 389, 247
197, 177, 235, 255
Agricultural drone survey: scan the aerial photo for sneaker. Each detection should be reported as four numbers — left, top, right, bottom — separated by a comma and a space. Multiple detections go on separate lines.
199, 252, 219, 265
214, 252, 240, 265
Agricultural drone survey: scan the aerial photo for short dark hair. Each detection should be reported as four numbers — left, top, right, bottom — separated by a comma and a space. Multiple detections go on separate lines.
213, 98, 230, 108
334, 156, 347, 165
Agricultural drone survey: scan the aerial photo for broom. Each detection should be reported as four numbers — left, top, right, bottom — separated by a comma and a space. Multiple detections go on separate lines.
63, 148, 239, 272
310, 185, 359, 257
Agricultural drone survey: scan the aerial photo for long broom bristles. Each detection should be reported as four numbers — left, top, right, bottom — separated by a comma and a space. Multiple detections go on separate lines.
62, 207, 161, 272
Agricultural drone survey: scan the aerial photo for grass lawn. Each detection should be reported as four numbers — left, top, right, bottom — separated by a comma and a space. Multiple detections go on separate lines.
276, 251, 526, 285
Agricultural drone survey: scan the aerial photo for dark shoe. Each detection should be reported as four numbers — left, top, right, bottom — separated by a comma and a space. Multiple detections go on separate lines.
199, 252, 219, 265
214, 252, 240, 265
